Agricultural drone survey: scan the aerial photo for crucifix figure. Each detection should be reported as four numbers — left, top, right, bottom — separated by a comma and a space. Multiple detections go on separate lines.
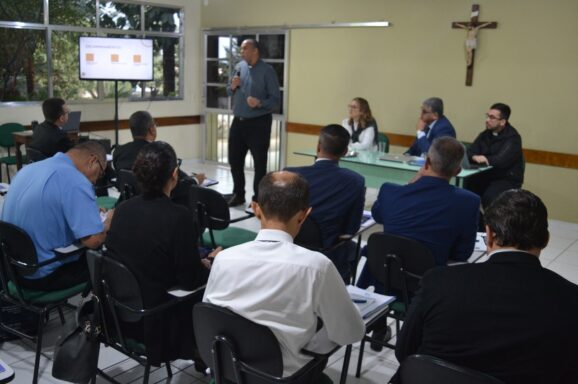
452, 4, 497, 86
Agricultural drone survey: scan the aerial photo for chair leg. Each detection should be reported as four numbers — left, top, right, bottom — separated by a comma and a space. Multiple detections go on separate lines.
6, 164, 10, 183
57, 306, 66, 325
165, 362, 173, 377
143, 363, 151, 384
356, 335, 367, 378
32, 312, 46, 384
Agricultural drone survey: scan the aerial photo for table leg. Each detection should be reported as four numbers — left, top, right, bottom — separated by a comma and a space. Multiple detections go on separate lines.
339, 344, 352, 384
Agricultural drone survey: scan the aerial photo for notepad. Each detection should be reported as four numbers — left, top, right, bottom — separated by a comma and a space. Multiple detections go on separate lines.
347, 285, 396, 320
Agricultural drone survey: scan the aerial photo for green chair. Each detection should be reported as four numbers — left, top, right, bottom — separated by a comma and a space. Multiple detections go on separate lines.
377, 132, 390, 153
191, 185, 257, 249
96, 196, 118, 210
0, 221, 88, 384
0, 123, 26, 183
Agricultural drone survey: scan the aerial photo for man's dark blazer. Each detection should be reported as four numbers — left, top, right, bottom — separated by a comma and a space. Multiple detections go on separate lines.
396, 251, 578, 384
112, 139, 149, 171
29, 120, 74, 157
406, 115, 456, 156
372, 176, 479, 265
112, 139, 196, 206
286, 159, 365, 247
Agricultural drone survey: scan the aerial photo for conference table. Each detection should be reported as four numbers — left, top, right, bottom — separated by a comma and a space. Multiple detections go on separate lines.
294, 149, 491, 189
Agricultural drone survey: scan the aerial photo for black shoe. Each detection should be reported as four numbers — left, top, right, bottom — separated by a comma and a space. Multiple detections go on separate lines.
370, 326, 392, 352
227, 194, 246, 207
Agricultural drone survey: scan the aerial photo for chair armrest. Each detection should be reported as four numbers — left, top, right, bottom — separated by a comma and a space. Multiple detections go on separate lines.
230, 212, 254, 223
11, 245, 86, 270
112, 284, 206, 316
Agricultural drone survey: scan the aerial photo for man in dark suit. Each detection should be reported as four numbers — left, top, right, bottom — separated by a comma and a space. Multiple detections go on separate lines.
405, 97, 456, 157
286, 124, 365, 281
113, 111, 204, 204
467, 102, 524, 208
395, 189, 578, 384
29, 98, 74, 157
358, 136, 479, 351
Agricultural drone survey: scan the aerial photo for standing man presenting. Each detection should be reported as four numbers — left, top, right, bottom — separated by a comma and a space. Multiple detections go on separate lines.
226, 39, 280, 207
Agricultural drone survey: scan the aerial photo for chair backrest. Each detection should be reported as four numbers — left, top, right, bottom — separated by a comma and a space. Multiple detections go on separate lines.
0, 123, 25, 148
117, 169, 140, 202
0, 221, 40, 277
25, 146, 48, 163
293, 216, 324, 252
190, 185, 230, 231
193, 302, 283, 384
366, 232, 435, 306
377, 132, 390, 153
400, 354, 505, 384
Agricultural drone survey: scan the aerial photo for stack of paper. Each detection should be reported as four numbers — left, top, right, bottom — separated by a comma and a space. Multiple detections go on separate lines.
347, 285, 395, 321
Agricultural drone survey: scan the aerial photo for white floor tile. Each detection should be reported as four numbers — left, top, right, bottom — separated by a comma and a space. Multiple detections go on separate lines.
544, 261, 578, 285
552, 249, 578, 267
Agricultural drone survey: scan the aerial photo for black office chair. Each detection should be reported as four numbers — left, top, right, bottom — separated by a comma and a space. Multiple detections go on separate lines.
190, 185, 256, 249
0, 221, 88, 384
193, 302, 329, 384
116, 169, 140, 203
355, 232, 435, 378
87, 250, 205, 384
294, 216, 362, 283
399, 354, 505, 384
25, 146, 47, 163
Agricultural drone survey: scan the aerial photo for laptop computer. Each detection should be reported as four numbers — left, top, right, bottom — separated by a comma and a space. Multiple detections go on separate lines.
62, 111, 81, 132
379, 153, 422, 163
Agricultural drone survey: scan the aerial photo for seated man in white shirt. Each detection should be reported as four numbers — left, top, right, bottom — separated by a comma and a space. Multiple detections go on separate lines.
203, 171, 365, 380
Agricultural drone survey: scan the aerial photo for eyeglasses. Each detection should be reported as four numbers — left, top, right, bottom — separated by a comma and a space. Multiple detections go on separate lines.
347, 104, 359, 110
485, 113, 503, 121
93, 155, 105, 179
421, 109, 433, 115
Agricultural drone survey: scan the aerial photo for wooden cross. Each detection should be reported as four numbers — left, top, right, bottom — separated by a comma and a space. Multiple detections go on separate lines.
452, 4, 497, 86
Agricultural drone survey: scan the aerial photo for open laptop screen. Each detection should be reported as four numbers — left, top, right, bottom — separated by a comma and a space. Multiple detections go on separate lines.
62, 111, 81, 132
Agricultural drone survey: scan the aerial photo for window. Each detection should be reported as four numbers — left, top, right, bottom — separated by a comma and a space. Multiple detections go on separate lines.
0, 0, 184, 103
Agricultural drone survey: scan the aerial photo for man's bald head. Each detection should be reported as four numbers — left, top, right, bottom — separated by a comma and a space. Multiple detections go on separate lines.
257, 171, 310, 222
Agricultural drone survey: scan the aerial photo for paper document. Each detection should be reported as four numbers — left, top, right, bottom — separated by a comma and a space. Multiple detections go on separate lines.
54, 243, 84, 254
474, 232, 487, 251
347, 285, 395, 321
360, 210, 376, 231
167, 288, 196, 298
201, 178, 219, 187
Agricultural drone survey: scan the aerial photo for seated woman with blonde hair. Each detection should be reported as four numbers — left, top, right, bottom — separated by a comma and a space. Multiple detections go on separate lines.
341, 97, 379, 151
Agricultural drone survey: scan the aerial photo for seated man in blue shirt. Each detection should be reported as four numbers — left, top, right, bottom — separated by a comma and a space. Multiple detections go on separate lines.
405, 97, 456, 157
2, 141, 113, 291
286, 124, 365, 282
358, 136, 480, 351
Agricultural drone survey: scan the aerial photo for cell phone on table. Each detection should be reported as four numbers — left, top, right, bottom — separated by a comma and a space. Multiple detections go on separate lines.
0, 357, 15, 383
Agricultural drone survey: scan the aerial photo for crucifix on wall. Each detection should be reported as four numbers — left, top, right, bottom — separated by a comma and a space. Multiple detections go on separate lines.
452, 4, 497, 86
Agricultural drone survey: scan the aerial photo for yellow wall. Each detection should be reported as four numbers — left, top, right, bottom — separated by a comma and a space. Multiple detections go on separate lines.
202, 0, 578, 223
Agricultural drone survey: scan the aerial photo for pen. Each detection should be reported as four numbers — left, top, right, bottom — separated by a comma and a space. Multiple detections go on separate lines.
352, 299, 367, 304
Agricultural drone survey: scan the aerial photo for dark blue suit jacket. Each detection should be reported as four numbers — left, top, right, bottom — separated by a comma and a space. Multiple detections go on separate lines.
406, 115, 456, 156
372, 176, 479, 265
286, 160, 365, 248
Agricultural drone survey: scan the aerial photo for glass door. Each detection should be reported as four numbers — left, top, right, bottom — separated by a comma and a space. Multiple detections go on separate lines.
202, 30, 288, 172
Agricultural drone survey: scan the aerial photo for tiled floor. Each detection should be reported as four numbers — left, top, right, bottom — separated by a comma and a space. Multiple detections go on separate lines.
2, 160, 578, 383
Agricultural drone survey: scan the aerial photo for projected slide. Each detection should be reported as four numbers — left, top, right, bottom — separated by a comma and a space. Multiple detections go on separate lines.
79, 37, 153, 81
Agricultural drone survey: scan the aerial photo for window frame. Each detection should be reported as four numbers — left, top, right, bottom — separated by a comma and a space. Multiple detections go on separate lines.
0, 0, 184, 105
